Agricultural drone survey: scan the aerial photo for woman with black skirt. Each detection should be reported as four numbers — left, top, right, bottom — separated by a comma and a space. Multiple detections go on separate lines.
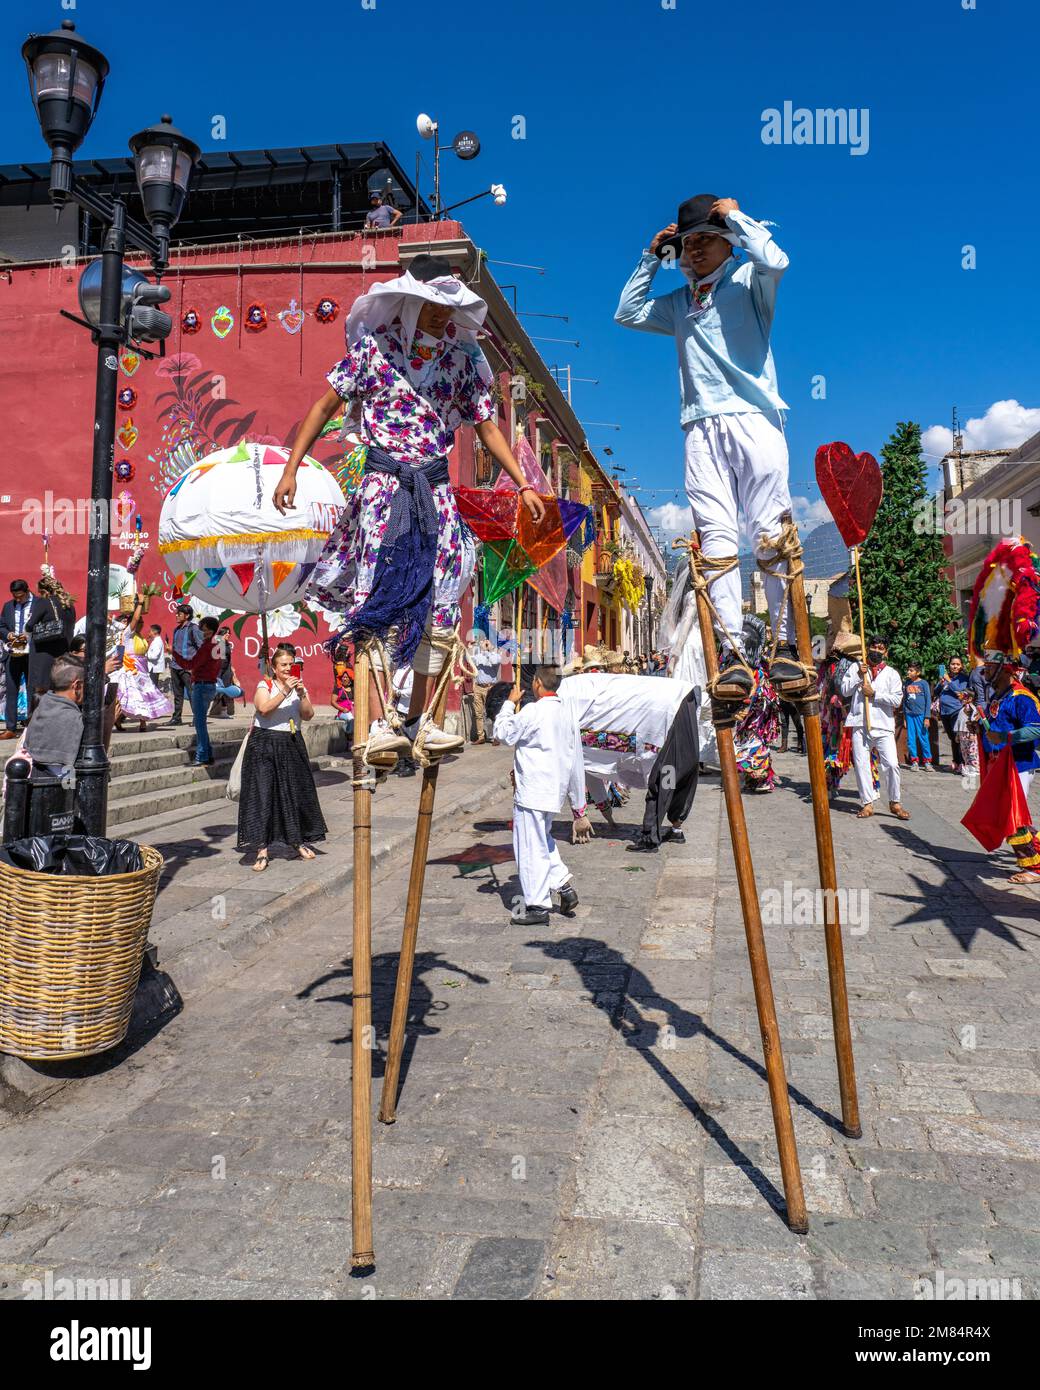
238, 647, 327, 871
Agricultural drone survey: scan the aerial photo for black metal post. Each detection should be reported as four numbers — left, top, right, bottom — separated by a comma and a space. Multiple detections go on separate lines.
74, 200, 126, 835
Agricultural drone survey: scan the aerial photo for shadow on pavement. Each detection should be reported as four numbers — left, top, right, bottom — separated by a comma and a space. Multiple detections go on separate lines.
529, 935, 844, 1223
296, 950, 489, 1101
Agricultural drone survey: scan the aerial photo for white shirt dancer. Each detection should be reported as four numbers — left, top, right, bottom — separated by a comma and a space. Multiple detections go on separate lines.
560, 671, 701, 851
560, 671, 692, 793
616, 193, 804, 699
838, 637, 911, 821
493, 667, 586, 927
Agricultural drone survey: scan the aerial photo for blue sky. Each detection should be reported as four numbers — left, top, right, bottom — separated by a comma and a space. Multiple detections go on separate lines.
5, 0, 1037, 537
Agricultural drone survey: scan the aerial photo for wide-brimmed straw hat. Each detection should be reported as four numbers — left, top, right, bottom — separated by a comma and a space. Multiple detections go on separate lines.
577, 644, 605, 670
831, 630, 864, 660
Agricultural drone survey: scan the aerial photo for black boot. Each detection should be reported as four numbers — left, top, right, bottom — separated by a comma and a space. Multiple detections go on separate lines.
713, 645, 753, 700
510, 902, 550, 926
629, 834, 660, 854
555, 884, 579, 915
769, 643, 812, 694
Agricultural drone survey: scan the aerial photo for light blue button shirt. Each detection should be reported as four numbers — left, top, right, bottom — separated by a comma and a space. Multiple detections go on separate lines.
614, 209, 789, 425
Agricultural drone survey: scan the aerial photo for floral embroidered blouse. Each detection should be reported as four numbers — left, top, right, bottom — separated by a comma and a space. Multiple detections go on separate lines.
326, 319, 495, 466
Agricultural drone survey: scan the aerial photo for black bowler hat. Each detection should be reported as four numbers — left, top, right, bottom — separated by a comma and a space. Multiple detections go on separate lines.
656, 193, 730, 259
408, 253, 455, 282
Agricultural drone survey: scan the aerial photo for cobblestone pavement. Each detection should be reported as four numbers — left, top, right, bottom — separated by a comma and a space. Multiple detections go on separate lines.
1, 747, 1039, 1300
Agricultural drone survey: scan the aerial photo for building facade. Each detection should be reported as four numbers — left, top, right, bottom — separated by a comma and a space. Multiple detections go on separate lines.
0, 145, 621, 702
616, 492, 668, 658
942, 437, 1040, 620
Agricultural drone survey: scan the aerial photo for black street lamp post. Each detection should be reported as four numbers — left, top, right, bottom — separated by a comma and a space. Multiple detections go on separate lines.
21, 22, 198, 835
644, 573, 655, 662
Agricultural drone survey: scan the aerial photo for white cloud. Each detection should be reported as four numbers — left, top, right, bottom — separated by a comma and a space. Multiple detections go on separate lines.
791, 495, 832, 534
922, 399, 1040, 461
646, 501, 694, 539
648, 496, 833, 540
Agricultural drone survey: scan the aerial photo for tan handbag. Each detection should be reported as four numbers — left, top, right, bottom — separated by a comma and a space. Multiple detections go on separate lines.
225, 729, 250, 801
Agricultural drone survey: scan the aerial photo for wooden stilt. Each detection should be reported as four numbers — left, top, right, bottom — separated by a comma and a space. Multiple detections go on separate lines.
783, 514, 862, 1139
852, 545, 871, 733
690, 533, 808, 1233
259, 610, 272, 676
377, 679, 451, 1126
350, 645, 375, 1269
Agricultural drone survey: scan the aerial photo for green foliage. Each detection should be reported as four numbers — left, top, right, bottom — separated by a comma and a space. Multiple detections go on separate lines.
757, 610, 828, 638
856, 421, 965, 679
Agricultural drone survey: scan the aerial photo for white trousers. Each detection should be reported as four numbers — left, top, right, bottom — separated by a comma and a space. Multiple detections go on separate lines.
683, 409, 794, 643
851, 728, 901, 805
513, 805, 571, 909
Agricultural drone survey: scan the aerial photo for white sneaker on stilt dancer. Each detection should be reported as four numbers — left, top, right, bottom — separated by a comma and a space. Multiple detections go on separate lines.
365, 718, 413, 766
409, 712, 465, 766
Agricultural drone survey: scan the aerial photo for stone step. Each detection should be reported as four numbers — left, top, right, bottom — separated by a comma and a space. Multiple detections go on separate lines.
108, 741, 239, 778
106, 776, 231, 829
0, 721, 247, 768
107, 723, 245, 758
108, 760, 240, 804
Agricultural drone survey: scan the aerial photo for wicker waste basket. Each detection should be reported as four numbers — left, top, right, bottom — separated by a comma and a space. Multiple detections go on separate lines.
0, 845, 163, 1060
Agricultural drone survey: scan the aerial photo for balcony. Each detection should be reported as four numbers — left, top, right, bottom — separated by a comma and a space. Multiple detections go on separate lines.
594, 545, 617, 592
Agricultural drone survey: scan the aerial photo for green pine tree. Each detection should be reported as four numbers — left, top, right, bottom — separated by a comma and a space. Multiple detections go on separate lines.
854, 421, 965, 678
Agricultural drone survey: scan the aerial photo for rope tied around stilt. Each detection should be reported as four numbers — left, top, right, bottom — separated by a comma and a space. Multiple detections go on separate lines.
365, 632, 405, 733
756, 518, 818, 698
672, 537, 755, 689
351, 635, 388, 789
411, 626, 475, 768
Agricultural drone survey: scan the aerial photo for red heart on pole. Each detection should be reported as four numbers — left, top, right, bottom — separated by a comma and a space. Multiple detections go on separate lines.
814, 441, 883, 548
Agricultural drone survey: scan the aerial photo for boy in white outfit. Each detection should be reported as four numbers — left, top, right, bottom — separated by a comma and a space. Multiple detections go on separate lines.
838, 636, 911, 821
493, 666, 587, 926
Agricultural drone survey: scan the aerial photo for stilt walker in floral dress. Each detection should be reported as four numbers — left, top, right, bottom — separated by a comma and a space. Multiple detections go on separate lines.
273, 254, 548, 1270
273, 253, 545, 763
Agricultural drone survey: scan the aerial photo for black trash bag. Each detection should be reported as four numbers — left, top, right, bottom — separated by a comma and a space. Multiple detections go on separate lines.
0, 834, 143, 876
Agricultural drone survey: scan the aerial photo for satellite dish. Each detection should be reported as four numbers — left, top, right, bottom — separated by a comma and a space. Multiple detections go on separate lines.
452, 130, 480, 160
416, 113, 436, 139
491, 182, 507, 207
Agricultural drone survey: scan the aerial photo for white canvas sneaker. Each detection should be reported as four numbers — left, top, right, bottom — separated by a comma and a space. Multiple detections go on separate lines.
413, 715, 465, 763
365, 719, 413, 764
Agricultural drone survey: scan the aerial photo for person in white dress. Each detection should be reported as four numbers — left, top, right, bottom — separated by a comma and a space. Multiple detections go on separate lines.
492, 666, 587, 926
839, 636, 911, 821
657, 559, 719, 768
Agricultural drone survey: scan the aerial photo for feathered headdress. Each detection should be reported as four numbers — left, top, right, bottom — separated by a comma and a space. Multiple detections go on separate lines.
968, 537, 1040, 661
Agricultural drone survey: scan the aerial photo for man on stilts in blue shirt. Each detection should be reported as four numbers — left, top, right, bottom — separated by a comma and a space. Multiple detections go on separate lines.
616, 194, 806, 699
